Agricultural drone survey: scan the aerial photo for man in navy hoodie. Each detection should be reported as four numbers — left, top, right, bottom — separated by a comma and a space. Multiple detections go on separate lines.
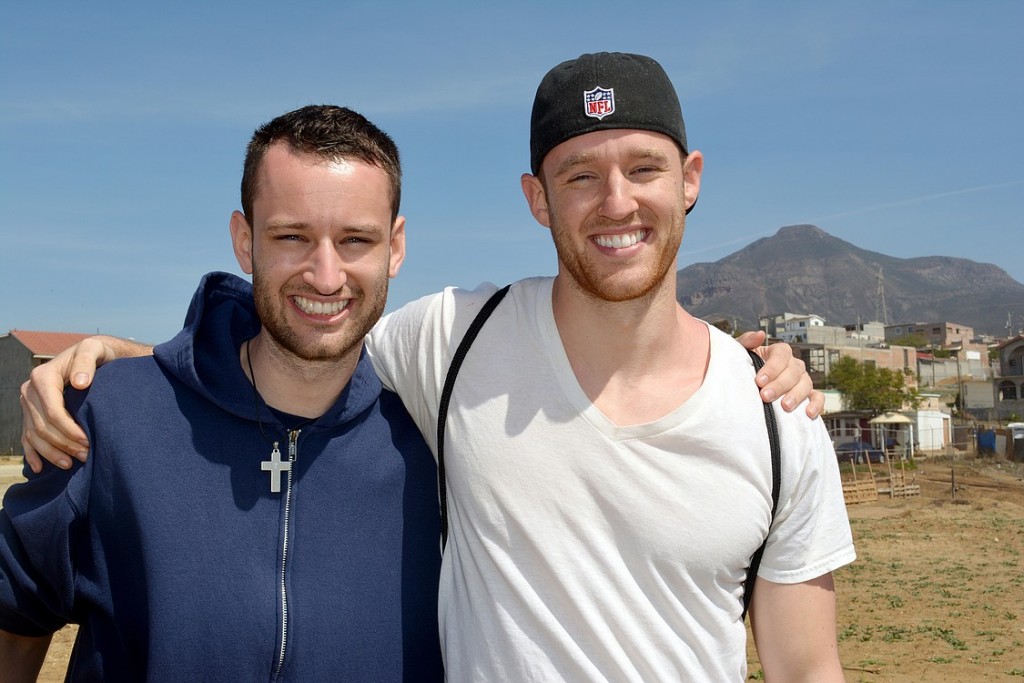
0, 106, 444, 681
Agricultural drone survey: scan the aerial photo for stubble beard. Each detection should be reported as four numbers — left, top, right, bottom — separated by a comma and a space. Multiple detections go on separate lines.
252, 267, 389, 364
549, 208, 686, 304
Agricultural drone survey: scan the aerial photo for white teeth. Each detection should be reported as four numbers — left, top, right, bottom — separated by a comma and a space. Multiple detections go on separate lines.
595, 230, 645, 249
294, 296, 349, 316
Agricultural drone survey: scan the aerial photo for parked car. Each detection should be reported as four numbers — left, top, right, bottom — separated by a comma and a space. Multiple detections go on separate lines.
834, 441, 886, 464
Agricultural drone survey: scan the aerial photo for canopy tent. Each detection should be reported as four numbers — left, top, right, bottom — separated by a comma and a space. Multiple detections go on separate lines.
869, 412, 915, 458
869, 412, 913, 424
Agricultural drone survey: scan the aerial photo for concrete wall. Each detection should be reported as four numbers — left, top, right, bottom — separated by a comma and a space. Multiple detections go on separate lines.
919, 357, 993, 386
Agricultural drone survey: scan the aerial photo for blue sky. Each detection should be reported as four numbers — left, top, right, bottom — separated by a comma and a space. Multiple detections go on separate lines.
2, 1, 1022, 343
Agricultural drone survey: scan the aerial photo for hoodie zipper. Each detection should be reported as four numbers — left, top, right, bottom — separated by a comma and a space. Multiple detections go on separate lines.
274, 428, 301, 678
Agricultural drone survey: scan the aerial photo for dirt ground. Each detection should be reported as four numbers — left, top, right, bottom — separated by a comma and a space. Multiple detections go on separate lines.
3, 454, 1024, 682
751, 455, 1024, 682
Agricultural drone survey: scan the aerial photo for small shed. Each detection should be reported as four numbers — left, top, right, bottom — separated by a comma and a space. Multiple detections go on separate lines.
1010, 423, 1024, 461
905, 409, 952, 452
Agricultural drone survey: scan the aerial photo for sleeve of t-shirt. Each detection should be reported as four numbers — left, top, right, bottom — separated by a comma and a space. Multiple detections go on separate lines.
366, 283, 502, 454
757, 412, 857, 584
0, 393, 90, 636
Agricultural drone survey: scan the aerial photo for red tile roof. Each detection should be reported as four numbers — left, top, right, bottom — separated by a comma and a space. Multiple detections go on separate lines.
996, 334, 1024, 350
8, 330, 93, 358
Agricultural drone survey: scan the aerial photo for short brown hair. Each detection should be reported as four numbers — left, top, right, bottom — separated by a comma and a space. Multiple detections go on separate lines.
241, 105, 402, 223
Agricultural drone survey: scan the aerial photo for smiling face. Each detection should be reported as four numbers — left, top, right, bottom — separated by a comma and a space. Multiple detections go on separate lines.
522, 129, 701, 303
230, 142, 405, 365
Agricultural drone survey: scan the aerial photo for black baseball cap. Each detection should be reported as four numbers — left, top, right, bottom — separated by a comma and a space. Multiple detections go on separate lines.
529, 52, 688, 176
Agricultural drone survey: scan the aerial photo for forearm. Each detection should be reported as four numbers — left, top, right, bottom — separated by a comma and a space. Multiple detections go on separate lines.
763, 645, 844, 683
751, 574, 845, 682
0, 630, 52, 683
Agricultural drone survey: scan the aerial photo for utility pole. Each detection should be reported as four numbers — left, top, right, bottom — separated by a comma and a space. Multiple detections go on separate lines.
875, 267, 889, 326
952, 351, 963, 500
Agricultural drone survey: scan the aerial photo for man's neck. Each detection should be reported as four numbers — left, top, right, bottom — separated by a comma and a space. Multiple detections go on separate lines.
551, 273, 710, 425
241, 332, 360, 419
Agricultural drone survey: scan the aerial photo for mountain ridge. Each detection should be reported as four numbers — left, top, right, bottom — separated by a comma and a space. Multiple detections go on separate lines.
676, 225, 1023, 336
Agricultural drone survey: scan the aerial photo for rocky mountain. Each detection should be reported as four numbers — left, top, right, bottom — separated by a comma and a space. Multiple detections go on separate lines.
676, 224, 1024, 336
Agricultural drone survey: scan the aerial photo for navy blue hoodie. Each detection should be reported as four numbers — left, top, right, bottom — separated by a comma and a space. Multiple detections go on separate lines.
0, 272, 443, 681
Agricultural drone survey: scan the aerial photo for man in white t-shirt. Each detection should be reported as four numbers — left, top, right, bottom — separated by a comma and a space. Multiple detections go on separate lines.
366, 52, 854, 681
18, 54, 849, 682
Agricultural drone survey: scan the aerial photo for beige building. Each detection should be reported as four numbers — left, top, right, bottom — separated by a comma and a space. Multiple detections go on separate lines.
993, 335, 1024, 420
884, 321, 976, 348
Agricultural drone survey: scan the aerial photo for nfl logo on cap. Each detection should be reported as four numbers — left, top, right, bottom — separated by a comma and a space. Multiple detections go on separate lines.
583, 86, 614, 120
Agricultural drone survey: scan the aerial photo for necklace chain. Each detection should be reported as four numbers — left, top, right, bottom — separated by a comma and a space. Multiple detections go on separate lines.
246, 338, 276, 446
245, 338, 316, 442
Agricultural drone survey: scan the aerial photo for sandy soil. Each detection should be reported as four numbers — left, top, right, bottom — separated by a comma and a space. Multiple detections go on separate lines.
4, 455, 1023, 681
751, 456, 1024, 681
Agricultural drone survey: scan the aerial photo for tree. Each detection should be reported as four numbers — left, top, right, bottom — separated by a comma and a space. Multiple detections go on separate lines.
709, 319, 735, 335
825, 356, 921, 415
890, 332, 929, 349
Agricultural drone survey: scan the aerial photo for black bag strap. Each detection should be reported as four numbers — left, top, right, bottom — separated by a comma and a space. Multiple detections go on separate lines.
437, 284, 511, 549
742, 350, 782, 620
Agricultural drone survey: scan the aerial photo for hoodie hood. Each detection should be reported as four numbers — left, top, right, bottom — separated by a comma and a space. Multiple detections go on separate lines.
152, 271, 382, 429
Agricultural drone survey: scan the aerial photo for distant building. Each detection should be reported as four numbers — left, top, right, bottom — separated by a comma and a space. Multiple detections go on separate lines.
993, 335, 1024, 420
761, 312, 918, 387
0, 330, 92, 454
843, 320, 887, 343
760, 312, 852, 346
917, 351, 993, 388
884, 321, 975, 347
883, 320, 991, 391
789, 340, 918, 390
758, 312, 808, 338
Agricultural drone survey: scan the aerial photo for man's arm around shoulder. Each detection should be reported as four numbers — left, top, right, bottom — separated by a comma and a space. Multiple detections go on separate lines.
749, 573, 846, 682
21, 335, 152, 472
0, 630, 52, 683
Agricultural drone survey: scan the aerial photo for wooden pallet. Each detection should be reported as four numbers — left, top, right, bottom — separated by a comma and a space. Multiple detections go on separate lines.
881, 469, 921, 498
842, 479, 879, 505
843, 458, 879, 505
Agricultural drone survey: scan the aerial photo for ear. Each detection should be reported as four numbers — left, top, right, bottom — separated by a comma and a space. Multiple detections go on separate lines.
682, 151, 703, 211
520, 173, 551, 228
387, 215, 407, 278
229, 210, 254, 275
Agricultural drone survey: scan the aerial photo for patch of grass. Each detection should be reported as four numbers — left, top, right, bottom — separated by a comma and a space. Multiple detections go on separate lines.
858, 658, 885, 666
919, 625, 968, 650
880, 625, 912, 643
837, 624, 859, 642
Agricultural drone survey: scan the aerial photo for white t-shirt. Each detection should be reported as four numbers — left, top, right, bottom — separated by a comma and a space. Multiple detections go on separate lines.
368, 277, 855, 682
